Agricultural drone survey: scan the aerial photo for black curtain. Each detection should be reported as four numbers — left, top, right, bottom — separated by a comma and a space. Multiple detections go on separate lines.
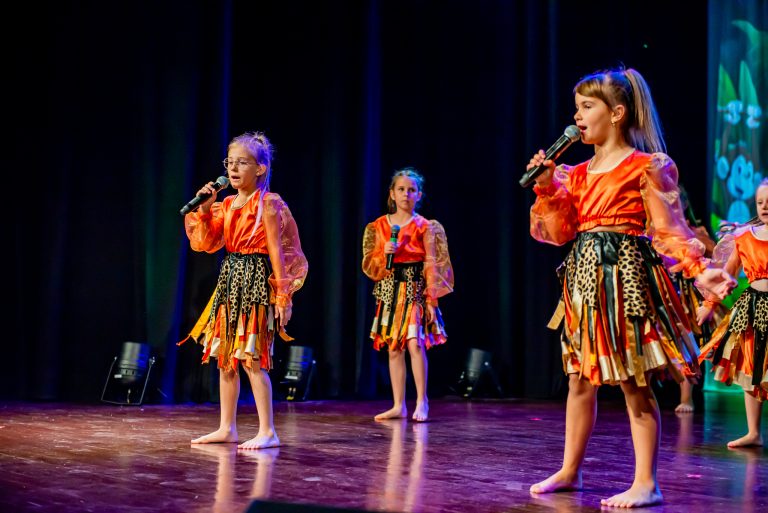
8, 0, 709, 403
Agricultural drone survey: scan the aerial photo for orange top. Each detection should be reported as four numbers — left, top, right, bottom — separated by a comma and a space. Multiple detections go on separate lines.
569, 153, 647, 233
184, 191, 308, 298
715, 227, 768, 283
361, 214, 454, 303
530, 151, 708, 278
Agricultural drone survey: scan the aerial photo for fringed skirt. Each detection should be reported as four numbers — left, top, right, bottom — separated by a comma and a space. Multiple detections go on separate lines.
550, 231, 701, 387
182, 252, 276, 372
671, 272, 726, 347
370, 262, 447, 352
698, 287, 768, 400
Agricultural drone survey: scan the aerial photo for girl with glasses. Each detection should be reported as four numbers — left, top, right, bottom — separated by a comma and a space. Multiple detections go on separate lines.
180, 131, 308, 450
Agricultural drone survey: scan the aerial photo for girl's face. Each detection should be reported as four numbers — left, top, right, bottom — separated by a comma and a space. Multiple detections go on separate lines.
390, 176, 421, 214
226, 143, 265, 191
756, 185, 768, 226
574, 93, 618, 146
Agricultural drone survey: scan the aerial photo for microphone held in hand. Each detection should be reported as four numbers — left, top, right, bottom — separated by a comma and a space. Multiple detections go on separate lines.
386, 224, 400, 270
179, 176, 230, 215
519, 125, 581, 188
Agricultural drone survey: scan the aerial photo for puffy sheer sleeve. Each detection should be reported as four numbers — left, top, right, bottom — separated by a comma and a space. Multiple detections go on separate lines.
423, 220, 454, 305
362, 222, 389, 282
263, 193, 308, 307
530, 165, 579, 246
698, 230, 743, 305
710, 231, 743, 278
185, 202, 225, 253
642, 153, 708, 278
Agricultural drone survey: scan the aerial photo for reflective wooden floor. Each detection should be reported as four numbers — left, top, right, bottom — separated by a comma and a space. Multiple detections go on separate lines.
0, 394, 765, 512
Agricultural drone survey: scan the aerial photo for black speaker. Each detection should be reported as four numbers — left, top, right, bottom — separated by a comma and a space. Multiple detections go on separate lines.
276, 345, 316, 401
101, 341, 156, 405
245, 500, 371, 512
450, 348, 503, 398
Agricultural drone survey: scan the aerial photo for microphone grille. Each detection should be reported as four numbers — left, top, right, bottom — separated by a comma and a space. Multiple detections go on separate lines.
391, 224, 400, 235
215, 176, 230, 188
564, 125, 581, 142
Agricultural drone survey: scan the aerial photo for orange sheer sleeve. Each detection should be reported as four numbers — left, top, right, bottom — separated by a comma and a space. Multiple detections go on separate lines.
530, 165, 579, 246
263, 193, 308, 307
700, 231, 742, 306
185, 202, 225, 253
423, 220, 454, 305
362, 221, 389, 282
642, 153, 708, 279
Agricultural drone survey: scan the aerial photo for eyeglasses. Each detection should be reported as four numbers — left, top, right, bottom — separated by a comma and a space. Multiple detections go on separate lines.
222, 158, 254, 169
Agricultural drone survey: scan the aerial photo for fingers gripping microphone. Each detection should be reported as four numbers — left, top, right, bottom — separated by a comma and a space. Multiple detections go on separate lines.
519, 125, 581, 188
179, 176, 230, 215
386, 225, 400, 270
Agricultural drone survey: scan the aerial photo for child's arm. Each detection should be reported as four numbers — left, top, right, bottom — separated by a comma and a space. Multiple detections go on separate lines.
184, 202, 225, 253
263, 194, 308, 325
530, 165, 578, 246
362, 222, 389, 282
423, 220, 454, 309
697, 234, 742, 324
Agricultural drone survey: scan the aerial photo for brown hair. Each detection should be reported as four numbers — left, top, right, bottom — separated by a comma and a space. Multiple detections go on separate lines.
574, 67, 666, 154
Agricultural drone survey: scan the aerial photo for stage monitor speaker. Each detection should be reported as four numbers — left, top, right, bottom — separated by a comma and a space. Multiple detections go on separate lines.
101, 341, 156, 405
277, 345, 316, 401
450, 347, 503, 398
245, 500, 371, 512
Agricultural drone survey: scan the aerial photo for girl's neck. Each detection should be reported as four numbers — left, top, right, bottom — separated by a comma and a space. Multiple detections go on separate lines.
232, 188, 259, 208
589, 141, 634, 172
389, 210, 415, 225
752, 223, 768, 240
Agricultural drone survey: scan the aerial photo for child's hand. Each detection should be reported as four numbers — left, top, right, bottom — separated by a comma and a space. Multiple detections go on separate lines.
276, 305, 292, 326
696, 305, 713, 326
194, 181, 219, 213
384, 241, 397, 254
527, 149, 555, 188
425, 303, 435, 324
695, 268, 737, 300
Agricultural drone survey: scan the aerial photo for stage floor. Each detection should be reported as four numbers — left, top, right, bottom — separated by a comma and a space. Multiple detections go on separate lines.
0, 394, 765, 512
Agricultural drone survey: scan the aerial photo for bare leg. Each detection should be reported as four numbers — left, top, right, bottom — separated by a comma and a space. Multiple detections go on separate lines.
601, 378, 663, 508
239, 366, 280, 450
408, 338, 429, 421
728, 392, 764, 448
376, 349, 408, 420
192, 368, 240, 444
675, 380, 694, 413
530, 374, 596, 494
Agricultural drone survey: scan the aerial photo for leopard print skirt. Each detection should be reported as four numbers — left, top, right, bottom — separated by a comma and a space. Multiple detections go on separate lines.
553, 231, 700, 387
201, 252, 276, 371
370, 262, 447, 352
698, 287, 768, 400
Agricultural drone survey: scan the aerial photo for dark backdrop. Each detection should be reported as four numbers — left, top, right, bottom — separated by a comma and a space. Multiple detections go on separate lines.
8, 0, 710, 403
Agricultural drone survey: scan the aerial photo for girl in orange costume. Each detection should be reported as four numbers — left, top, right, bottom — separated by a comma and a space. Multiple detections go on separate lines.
697, 178, 768, 448
180, 132, 308, 450
526, 67, 736, 508
362, 168, 453, 422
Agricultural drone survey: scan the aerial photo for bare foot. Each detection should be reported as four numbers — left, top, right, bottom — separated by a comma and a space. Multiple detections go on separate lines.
600, 483, 662, 508
727, 433, 764, 448
412, 401, 429, 422
674, 401, 694, 413
238, 431, 280, 450
529, 469, 582, 494
375, 404, 407, 421
191, 428, 238, 444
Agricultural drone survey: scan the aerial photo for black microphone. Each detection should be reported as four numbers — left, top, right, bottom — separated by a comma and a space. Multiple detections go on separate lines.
179, 176, 230, 215
519, 125, 581, 188
386, 224, 400, 270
